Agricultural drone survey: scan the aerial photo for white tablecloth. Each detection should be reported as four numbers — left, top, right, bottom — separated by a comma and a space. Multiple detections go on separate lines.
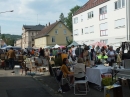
86, 65, 111, 86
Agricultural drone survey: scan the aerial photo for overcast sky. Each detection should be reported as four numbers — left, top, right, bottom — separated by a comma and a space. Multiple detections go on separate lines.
0, 0, 88, 35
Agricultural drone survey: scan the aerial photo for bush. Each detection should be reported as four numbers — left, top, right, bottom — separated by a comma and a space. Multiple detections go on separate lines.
102, 78, 112, 86
102, 78, 116, 86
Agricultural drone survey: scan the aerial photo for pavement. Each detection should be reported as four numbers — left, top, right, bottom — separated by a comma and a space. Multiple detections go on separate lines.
0, 68, 130, 97
0, 69, 61, 97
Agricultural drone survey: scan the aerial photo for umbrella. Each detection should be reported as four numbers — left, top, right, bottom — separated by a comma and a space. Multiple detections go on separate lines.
60, 45, 65, 48
67, 41, 79, 47
90, 42, 106, 47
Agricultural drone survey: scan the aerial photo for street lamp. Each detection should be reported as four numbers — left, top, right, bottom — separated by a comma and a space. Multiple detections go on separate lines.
0, 10, 14, 48
0, 10, 14, 14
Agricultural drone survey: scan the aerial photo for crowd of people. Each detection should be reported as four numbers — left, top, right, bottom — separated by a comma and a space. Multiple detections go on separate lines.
1, 44, 125, 70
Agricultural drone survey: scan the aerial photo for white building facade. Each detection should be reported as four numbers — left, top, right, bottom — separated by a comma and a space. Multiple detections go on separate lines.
73, 0, 130, 48
15, 39, 22, 47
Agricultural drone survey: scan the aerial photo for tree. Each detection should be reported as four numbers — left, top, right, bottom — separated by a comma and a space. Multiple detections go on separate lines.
1, 34, 5, 39
66, 39, 73, 46
59, 13, 65, 24
65, 5, 80, 31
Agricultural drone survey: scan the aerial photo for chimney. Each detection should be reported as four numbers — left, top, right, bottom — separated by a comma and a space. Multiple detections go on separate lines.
49, 22, 50, 26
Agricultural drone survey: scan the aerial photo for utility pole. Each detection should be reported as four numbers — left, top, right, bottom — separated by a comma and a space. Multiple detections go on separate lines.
0, 10, 14, 48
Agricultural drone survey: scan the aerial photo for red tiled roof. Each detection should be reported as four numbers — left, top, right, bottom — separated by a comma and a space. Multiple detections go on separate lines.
35, 21, 59, 39
74, 0, 109, 16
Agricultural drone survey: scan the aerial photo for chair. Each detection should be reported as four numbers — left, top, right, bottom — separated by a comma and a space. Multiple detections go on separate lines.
74, 72, 89, 95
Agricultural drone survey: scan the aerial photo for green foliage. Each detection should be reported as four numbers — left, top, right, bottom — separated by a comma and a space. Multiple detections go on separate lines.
65, 5, 81, 31
102, 78, 112, 86
0, 34, 21, 46
59, 13, 65, 24
102, 78, 116, 86
66, 39, 73, 46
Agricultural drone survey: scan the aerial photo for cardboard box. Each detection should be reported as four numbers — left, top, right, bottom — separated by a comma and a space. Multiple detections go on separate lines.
121, 78, 128, 86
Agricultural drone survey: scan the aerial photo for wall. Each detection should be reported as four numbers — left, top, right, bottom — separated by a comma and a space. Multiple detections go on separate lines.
73, 0, 127, 46
35, 37, 47, 48
15, 39, 22, 47
47, 22, 73, 46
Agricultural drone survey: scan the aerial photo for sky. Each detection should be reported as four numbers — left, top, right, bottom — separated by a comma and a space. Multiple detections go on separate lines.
0, 0, 88, 35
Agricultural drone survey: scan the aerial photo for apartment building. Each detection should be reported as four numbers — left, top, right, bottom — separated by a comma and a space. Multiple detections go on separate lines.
22, 24, 45, 49
73, 0, 130, 48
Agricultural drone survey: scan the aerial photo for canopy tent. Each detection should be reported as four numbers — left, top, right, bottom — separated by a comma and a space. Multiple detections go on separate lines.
1, 46, 21, 50
53, 44, 60, 48
90, 42, 106, 47
44, 46, 52, 49
67, 41, 80, 47
1, 45, 12, 50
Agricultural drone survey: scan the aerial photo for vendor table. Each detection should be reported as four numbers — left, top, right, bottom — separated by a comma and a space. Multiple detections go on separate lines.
86, 65, 111, 86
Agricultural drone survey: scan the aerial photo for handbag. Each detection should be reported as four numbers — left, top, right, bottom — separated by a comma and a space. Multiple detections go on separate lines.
60, 83, 70, 92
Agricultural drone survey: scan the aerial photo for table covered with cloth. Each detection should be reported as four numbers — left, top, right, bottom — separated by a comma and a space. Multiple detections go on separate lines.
86, 65, 111, 86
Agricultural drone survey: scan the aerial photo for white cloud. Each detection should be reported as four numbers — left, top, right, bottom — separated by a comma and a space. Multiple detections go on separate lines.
0, 0, 88, 35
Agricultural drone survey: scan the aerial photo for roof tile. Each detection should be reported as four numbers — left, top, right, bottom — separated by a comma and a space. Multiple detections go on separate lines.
74, 0, 109, 16
35, 21, 59, 39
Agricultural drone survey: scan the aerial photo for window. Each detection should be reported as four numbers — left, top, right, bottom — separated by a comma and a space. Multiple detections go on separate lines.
88, 11, 94, 19
118, 0, 121, 8
81, 29, 84, 35
100, 39, 108, 44
115, 2, 118, 9
99, 6, 107, 20
32, 38, 34, 41
99, 6, 107, 15
32, 44, 34, 47
51, 36, 55, 42
85, 27, 89, 34
81, 15, 83, 22
115, 18, 125, 28
74, 17, 78, 24
55, 29, 58, 34
64, 29, 67, 34
59, 24, 62, 27
115, 0, 125, 10
122, 0, 125, 7
89, 26, 94, 33
74, 29, 79, 35
66, 36, 69, 41
100, 22, 108, 36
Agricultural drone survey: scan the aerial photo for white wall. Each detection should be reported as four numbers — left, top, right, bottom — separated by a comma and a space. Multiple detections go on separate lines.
73, 0, 127, 47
